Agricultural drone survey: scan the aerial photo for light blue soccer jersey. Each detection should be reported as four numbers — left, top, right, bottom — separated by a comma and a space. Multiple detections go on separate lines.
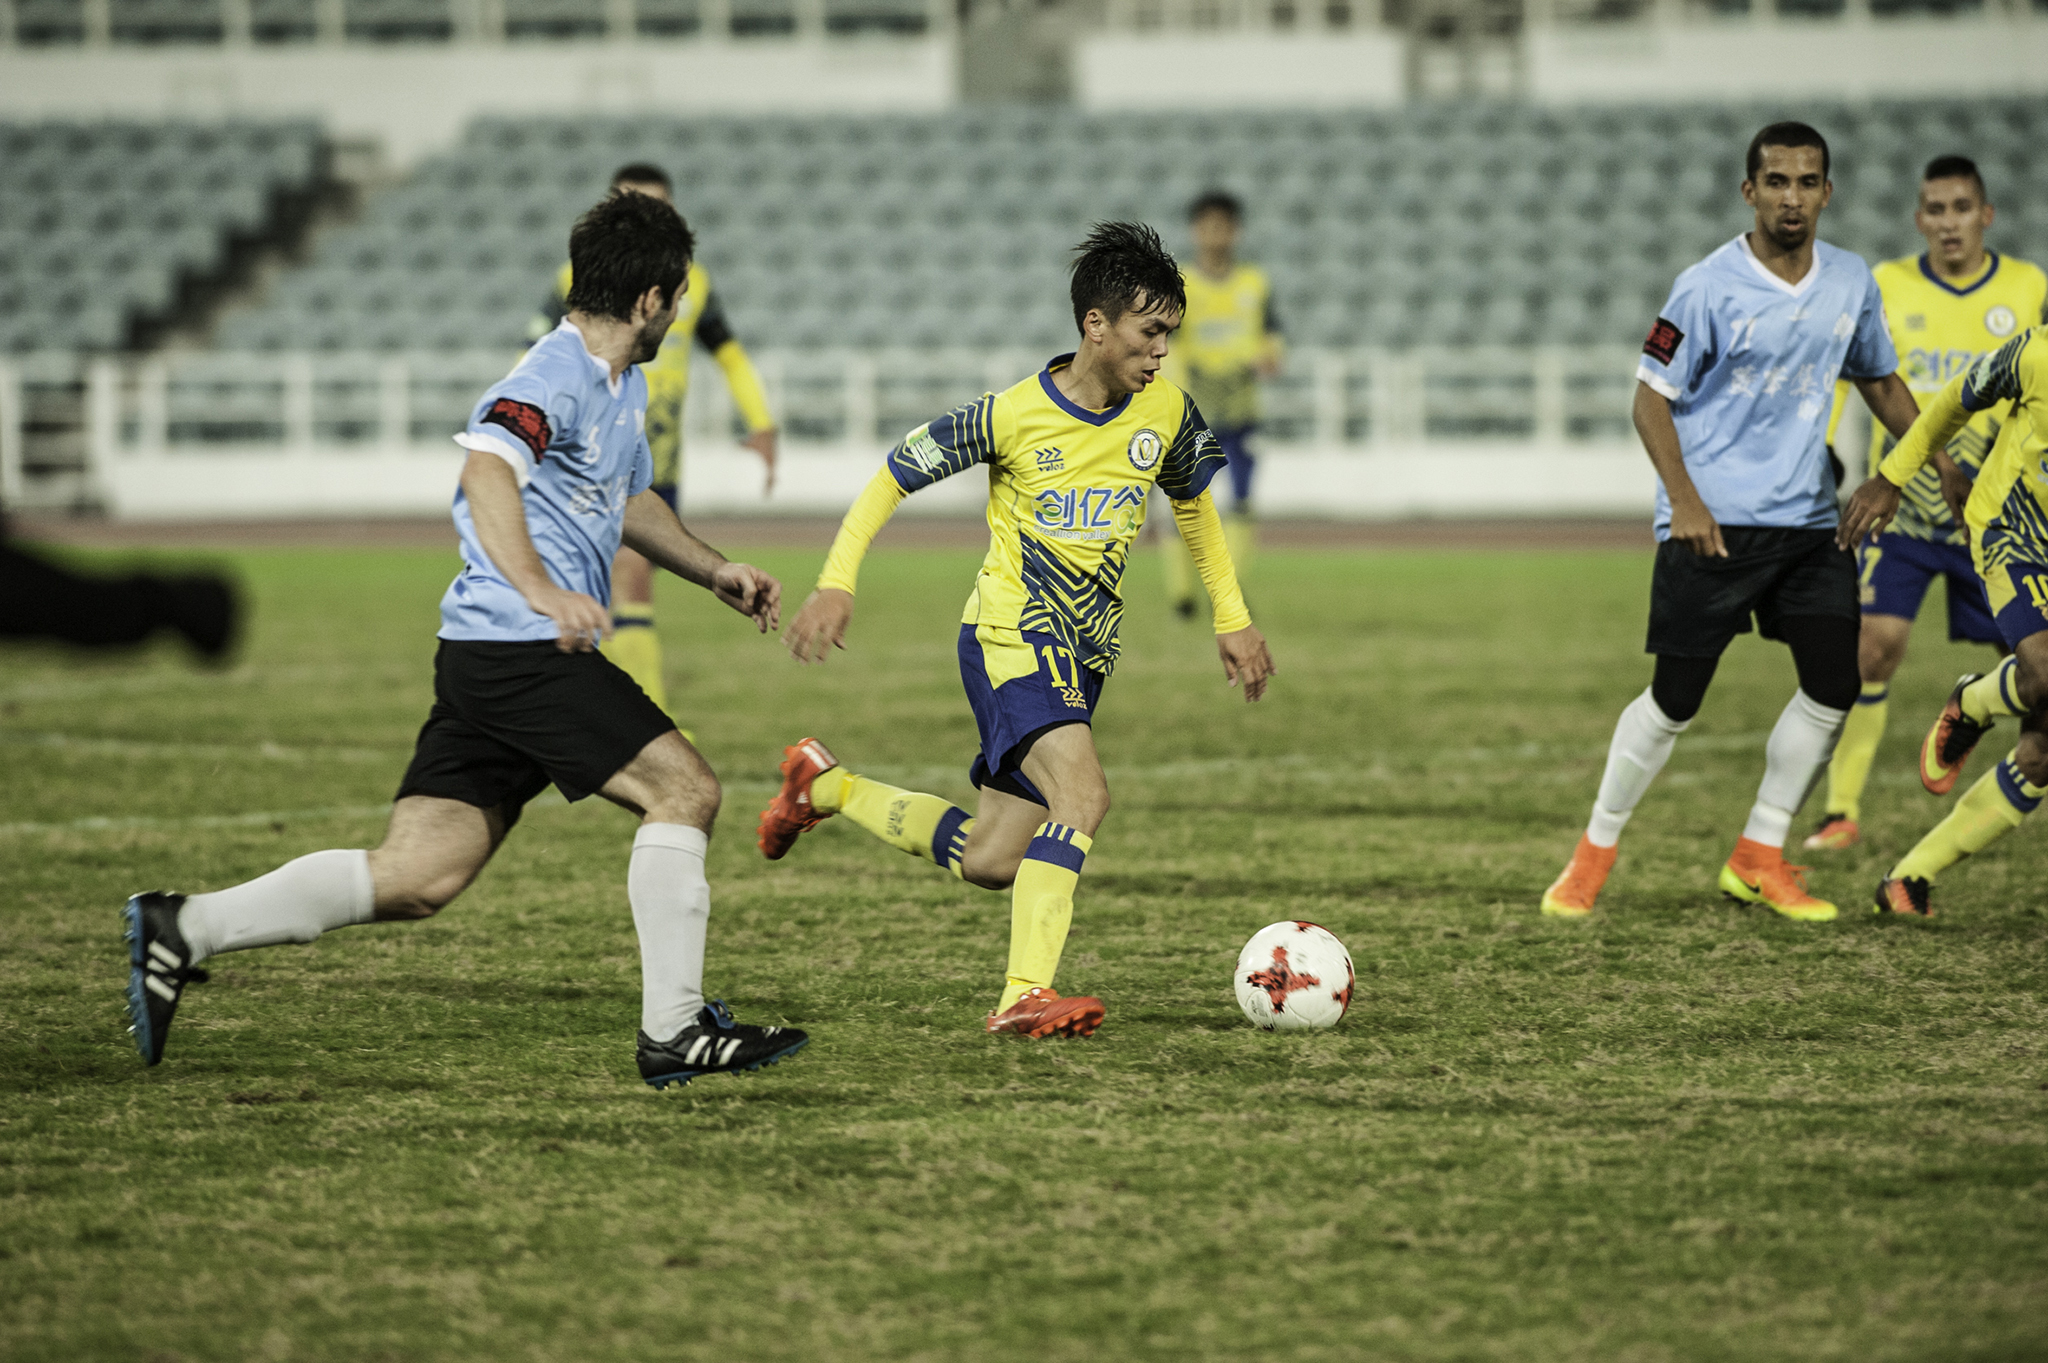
438, 320, 654, 642
1637, 235, 1897, 541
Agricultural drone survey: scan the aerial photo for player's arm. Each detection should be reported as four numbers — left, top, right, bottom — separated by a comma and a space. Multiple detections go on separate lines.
1839, 373, 1985, 548
783, 394, 1001, 664
458, 450, 610, 652
1633, 381, 1724, 559
1172, 491, 1274, 702
695, 289, 779, 493
621, 490, 781, 634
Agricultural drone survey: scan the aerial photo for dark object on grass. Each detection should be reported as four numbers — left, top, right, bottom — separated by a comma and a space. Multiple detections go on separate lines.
0, 540, 241, 660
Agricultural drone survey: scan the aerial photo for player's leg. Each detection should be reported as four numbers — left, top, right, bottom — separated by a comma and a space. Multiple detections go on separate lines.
1542, 534, 1750, 917
601, 730, 808, 1086
1161, 492, 1198, 618
985, 721, 1108, 1036
757, 736, 980, 879
1808, 534, 1932, 849
1917, 547, 2043, 794
1879, 626, 2048, 917
123, 795, 509, 1066
604, 543, 668, 710
1220, 426, 1257, 586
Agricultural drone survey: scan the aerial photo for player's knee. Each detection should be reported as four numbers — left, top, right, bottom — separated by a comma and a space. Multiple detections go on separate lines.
1806, 668, 1862, 714
2015, 650, 2048, 712
648, 771, 720, 828
378, 875, 463, 920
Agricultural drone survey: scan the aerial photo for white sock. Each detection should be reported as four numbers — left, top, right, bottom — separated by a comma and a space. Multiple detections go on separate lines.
630, 822, 711, 1041
179, 849, 375, 964
1743, 689, 1849, 848
1586, 688, 1691, 848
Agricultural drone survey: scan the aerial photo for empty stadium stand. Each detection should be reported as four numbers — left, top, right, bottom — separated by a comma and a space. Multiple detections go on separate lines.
208, 98, 2048, 357
0, 119, 327, 352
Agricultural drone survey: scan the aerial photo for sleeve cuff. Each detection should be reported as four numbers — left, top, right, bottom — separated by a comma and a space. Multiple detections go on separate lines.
454, 431, 533, 489
1635, 365, 1680, 401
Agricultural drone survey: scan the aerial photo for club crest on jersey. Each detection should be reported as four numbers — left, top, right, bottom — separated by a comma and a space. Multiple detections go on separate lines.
1986, 305, 2018, 339
1126, 429, 1163, 472
1035, 446, 1064, 472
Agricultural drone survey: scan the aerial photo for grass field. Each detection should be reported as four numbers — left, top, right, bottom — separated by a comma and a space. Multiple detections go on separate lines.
4, 536, 2046, 1362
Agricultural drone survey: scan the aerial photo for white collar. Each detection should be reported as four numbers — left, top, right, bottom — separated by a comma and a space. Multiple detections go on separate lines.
558, 317, 623, 397
1735, 233, 1819, 298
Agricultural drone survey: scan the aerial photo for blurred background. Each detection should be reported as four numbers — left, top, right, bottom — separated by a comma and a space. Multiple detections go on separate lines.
1, 0, 2045, 524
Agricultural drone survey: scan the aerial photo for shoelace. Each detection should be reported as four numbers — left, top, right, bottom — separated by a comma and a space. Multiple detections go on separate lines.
1773, 862, 1815, 896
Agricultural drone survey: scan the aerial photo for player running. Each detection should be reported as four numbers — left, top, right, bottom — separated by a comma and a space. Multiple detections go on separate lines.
1804, 156, 2047, 851
1542, 122, 1921, 922
1839, 324, 2048, 917
760, 223, 1274, 1038
1162, 189, 1281, 618
124, 193, 806, 1088
533, 162, 780, 723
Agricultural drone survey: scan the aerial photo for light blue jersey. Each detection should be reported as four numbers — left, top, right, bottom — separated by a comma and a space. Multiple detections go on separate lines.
1637, 235, 1897, 542
439, 320, 654, 642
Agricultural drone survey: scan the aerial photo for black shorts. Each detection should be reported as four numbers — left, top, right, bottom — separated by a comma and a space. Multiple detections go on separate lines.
395, 639, 675, 818
1646, 525, 1858, 658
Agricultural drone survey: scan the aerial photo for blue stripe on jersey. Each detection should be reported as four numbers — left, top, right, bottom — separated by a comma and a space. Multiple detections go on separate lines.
889, 392, 997, 491
1962, 331, 2032, 411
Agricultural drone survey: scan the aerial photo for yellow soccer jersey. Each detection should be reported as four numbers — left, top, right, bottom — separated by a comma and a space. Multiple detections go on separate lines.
826, 355, 1231, 675
1170, 263, 1281, 431
536, 259, 773, 488
1836, 251, 2048, 544
1882, 328, 2048, 575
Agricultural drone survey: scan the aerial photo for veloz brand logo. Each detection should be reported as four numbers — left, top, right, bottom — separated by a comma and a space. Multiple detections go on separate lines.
1034, 446, 1064, 472
1987, 305, 2018, 338
1127, 428, 1162, 472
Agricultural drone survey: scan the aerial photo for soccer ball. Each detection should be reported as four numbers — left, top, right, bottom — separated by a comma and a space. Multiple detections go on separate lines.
1234, 920, 1354, 1030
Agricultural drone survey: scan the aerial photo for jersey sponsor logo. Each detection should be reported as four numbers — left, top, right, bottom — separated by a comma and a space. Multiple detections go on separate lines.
482, 399, 551, 461
1987, 305, 2019, 338
1906, 313, 1927, 331
1033, 485, 1146, 541
567, 473, 632, 520
1642, 318, 1683, 365
1034, 446, 1065, 472
1834, 312, 1856, 339
1127, 429, 1163, 472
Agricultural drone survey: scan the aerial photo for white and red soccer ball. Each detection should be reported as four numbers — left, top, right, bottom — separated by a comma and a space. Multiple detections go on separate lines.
1234, 920, 1354, 1030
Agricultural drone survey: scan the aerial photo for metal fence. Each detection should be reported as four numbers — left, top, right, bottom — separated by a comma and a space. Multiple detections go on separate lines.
0, 344, 1646, 512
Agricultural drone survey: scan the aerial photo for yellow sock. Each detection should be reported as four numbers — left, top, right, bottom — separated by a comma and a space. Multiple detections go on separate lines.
1892, 749, 2042, 881
1162, 528, 1195, 610
1224, 511, 1256, 582
998, 822, 1092, 1012
823, 770, 975, 879
1961, 655, 2024, 723
603, 602, 668, 712
1824, 680, 1889, 820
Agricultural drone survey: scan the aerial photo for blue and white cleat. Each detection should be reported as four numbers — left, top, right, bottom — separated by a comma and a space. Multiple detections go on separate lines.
123, 892, 204, 1066
637, 999, 809, 1090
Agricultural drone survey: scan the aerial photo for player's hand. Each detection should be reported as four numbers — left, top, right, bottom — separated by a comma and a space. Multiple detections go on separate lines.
712, 562, 781, 634
743, 428, 779, 496
1217, 624, 1274, 702
783, 588, 854, 664
1668, 496, 1727, 559
1838, 475, 1902, 550
1933, 451, 1972, 525
529, 585, 612, 653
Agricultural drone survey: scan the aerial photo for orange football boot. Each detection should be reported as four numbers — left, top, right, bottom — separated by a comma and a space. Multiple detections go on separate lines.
1719, 837, 1837, 921
1801, 813, 1860, 851
984, 988, 1105, 1038
756, 737, 840, 860
1920, 673, 1994, 796
1540, 834, 1617, 917
1873, 876, 1934, 919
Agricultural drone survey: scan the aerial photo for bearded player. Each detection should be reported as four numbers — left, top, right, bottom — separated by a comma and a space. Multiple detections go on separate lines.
1541, 123, 1921, 922
758, 223, 1274, 1038
1803, 156, 2048, 850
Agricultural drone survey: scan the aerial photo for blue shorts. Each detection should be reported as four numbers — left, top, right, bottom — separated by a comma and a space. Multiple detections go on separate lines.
1215, 425, 1256, 511
957, 624, 1104, 806
1859, 532, 2000, 645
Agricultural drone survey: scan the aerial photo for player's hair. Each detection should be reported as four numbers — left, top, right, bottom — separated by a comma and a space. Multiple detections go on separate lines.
1069, 221, 1187, 334
610, 161, 672, 191
565, 191, 694, 322
1188, 189, 1243, 223
1746, 122, 1830, 181
1923, 154, 1988, 200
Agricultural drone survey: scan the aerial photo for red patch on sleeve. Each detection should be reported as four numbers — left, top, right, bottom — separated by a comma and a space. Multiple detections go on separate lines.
1642, 317, 1684, 366
481, 399, 551, 462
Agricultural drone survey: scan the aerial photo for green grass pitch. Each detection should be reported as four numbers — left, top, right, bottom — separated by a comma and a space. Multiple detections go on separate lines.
3, 537, 2046, 1362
